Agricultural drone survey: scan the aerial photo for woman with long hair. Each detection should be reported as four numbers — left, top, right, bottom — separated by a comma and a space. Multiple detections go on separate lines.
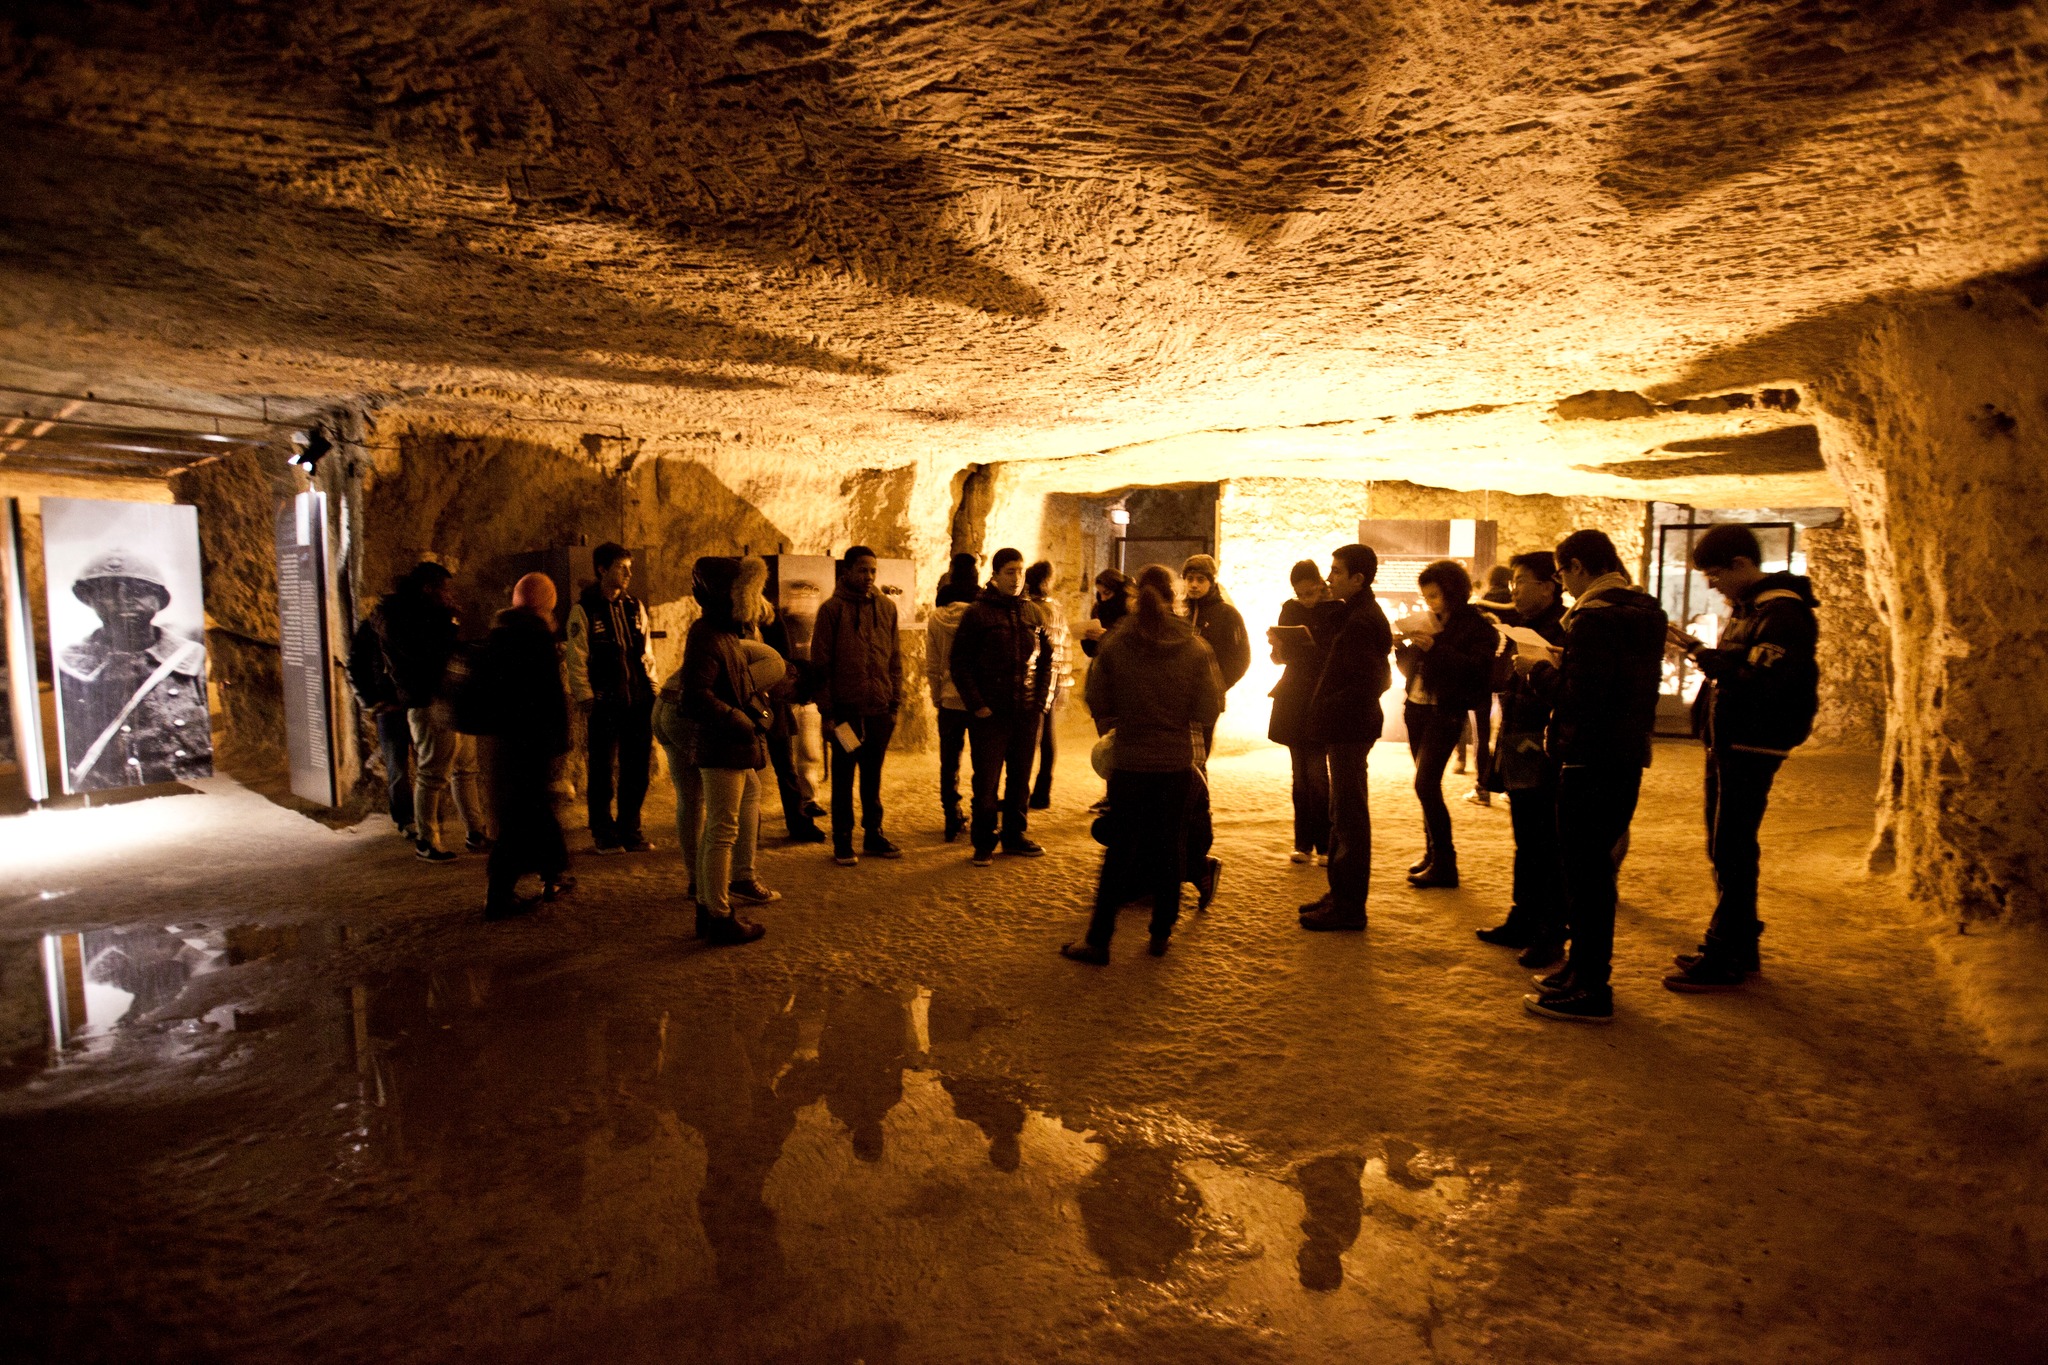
1061, 564, 1223, 964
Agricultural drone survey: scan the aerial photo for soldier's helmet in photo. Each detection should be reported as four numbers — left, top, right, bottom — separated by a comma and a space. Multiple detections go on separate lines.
72, 550, 172, 610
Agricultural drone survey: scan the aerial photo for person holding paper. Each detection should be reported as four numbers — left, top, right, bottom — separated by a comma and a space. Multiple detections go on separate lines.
1514, 530, 1667, 1023
810, 546, 904, 867
1394, 560, 1499, 890
1267, 559, 1341, 864
1473, 552, 1570, 966
1296, 544, 1393, 933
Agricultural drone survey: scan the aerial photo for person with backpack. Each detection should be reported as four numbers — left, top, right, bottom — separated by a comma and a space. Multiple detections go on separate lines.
1663, 524, 1820, 992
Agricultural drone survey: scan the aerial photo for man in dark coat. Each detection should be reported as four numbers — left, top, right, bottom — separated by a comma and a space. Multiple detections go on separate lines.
475, 573, 573, 921
1291, 544, 1393, 933
347, 582, 415, 840
1267, 559, 1344, 861
380, 561, 487, 861
566, 542, 657, 854
809, 545, 903, 864
1517, 530, 1667, 1023
1474, 552, 1569, 965
1664, 523, 1820, 991
950, 547, 1054, 864
1393, 559, 1499, 889
1181, 554, 1250, 755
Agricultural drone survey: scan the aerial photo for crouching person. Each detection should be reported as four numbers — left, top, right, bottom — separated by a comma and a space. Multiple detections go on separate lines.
1061, 565, 1223, 964
473, 573, 574, 921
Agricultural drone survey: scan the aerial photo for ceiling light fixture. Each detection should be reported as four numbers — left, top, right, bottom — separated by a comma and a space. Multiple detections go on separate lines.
290, 426, 332, 474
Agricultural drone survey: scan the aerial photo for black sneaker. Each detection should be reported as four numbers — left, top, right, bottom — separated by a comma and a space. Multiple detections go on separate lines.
1001, 838, 1045, 858
971, 848, 994, 867
802, 801, 827, 820
1664, 956, 1749, 992
1299, 903, 1366, 932
1194, 856, 1223, 911
1408, 856, 1432, 876
1517, 939, 1567, 971
863, 834, 903, 859
1298, 893, 1333, 917
702, 914, 767, 947
1675, 922, 1764, 975
1408, 864, 1459, 889
483, 895, 541, 922
787, 823, 827, 844
620, 838, 655, 854
1532, 965, 1573, 992
465, 834, 494, 855
833, 846, 859, 867
590, 842, 623, 857
1059, 941, 1109, 965
1475, 922, 1535, 948
729, 880, 782, 906
416, 842, 457, 864
1028, 795, 1051, 811
1524, 984, 1613, 1023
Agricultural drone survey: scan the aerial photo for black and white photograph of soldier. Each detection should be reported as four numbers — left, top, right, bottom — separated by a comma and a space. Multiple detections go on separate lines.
40, 498, 213, 793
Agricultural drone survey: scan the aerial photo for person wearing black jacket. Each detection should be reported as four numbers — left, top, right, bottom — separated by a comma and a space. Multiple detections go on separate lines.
949, 548, 1054, 864
379, 561, 488, 861
1181, 555, 1250, 755
347, 582, 415, 841
566, 543, 657, 855
1292, 544, 1393, 933
1474, 552, 1569, 965
1077, 568, 1131, 658
1517, 530, 1667, 1023
1394, 560, 1499, 889
474, 574, 573, 921
1267, 560, 1340, 863
1663, 524, 1820, 991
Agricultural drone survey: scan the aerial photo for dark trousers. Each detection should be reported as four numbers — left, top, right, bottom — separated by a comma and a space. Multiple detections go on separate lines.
376, 707, 415, 832
1030, 697, 1058, 806
586, 693, 654, 845
1087, 768, 1194, 948
937, 707, 970, 815
1288, 744, 1331, 855
1705, 747, 1783, 953
1470, 703, 1494, 788
1325, 740, 1374, 914
765, 729, 810, 835
486, 743, 568, 907
1557, 763, 1645, 989
1405, 702, 1465, 870
829, 712, 895, 848
968, 710, 1041, 853
1506, 776, 1564, 941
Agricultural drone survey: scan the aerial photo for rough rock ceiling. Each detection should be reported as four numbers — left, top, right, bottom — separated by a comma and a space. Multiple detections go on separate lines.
1, 0, 2043, 501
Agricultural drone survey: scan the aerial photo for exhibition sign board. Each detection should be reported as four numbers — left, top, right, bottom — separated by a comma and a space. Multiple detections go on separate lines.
2, 499, 50, 800
39, 497, 213, 794
277, 491, 336, 807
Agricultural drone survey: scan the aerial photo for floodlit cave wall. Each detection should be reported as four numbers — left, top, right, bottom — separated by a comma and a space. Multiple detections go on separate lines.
1803, 513, 1889, 750
1802, 273, 2048, 922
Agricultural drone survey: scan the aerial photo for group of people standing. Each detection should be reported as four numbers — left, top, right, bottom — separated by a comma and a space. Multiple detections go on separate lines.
350, 520, 1819, 1020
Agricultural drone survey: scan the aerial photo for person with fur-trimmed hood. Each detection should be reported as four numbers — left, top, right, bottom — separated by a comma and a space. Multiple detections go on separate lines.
1663, 523, 1820, 992
1180, 554, 1250, 755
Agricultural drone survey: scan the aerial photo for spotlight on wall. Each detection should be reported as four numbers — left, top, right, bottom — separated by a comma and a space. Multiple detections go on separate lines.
290, 425, 332, 474
1108, 503, 1130, 529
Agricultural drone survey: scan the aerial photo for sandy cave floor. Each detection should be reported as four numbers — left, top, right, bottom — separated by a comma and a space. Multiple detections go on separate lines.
2, 720, 2046, 1364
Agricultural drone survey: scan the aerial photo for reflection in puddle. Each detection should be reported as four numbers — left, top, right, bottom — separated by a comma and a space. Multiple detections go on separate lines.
1, 923, 306, 1079
321, 964, 1477, 1360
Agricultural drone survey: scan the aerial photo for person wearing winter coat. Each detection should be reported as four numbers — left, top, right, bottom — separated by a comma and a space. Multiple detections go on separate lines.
1266, 559, 1341, 863
809, 546, 903, 865
1473, 552, 1570, 966
1077, 568, 1131, 658
379, 560, 487, 861
346, 582, 415, 841
925, 588, 974, 842
565, 542, 658, 855
1292, 544, 1394, 933
1516, 530, 1668, 1023
732, 556, 824, 845
473, 573, 574, 921
1024, 560, 1072, 810
1663, 523, 1820, 991
679, 556, 780, 946
949, 548, 1054, 864
1394, 559, 1501, 890
936, 553, 980, 607
1180, 554, 1250, 755
1061, 564, 1224, 964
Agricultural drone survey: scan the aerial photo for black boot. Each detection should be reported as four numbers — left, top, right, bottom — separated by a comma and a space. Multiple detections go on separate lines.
1409, 860, 1459, 889
702, 913, 766, 947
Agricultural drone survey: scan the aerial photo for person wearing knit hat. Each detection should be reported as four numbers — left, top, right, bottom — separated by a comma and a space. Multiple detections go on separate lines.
1180, 554, 1250, 755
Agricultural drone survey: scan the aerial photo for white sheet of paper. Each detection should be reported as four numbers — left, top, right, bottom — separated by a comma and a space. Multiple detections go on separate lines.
833, 722, 860, 752
1497, 624, 1560, 659
1395, 612, 1438, 635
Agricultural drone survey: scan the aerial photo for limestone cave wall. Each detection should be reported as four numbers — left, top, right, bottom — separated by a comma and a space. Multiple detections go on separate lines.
1803, 514, 1889, 750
